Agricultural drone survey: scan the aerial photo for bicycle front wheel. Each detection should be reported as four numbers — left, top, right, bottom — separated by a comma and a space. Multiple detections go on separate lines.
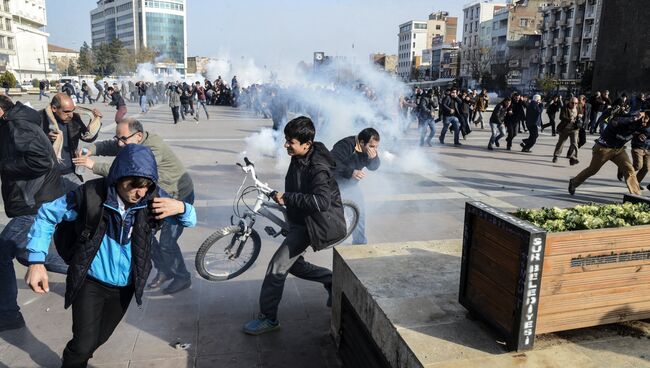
195, 226, 261, 281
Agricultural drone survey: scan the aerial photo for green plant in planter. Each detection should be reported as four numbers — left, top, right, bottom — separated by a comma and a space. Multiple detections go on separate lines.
514, 202, 650, 232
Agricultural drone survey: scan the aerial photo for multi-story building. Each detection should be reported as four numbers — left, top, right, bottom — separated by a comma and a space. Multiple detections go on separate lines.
370, 53, 397, 74
460, 1, 506, 87
487, 0, 546, 89
538, 0, 603, 84
397, 12, 458, 81
397, 20, 429, 80
48, 44, 79, 76
593, 0, 648, 92
90, 0, 187, 74
4, 0, 50, 83
430, 37, 461, 80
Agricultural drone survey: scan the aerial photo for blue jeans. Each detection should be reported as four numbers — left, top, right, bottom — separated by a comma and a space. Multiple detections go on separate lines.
340, 183, 367, 245
489, 123, 506, 147
151, 192, 194, 281
419, 118, 436, 146
440, 116, 460, 144
0, 215, 35, 318
139, 95, 148, 113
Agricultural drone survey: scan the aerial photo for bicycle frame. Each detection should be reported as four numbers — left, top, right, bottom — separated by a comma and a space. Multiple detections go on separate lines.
233, 158, 289, 236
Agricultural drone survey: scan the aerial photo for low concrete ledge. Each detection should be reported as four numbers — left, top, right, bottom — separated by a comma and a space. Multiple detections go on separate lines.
331, 240, 650, 368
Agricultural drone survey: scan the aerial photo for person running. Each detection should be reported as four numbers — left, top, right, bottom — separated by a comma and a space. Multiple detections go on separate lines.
417, 89, 437, 146
487, 98, 511, 150
243, 116, 346, 335
106, 87, 127, 123
521, 95, 543, 153
552, 97, 582, 165
24, 144, 196, 367
569, 110, 649, 196
439, 88, 462, 146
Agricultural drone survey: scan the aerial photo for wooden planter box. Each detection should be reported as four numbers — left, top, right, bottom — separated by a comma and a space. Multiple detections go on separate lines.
459, 195, 650, 352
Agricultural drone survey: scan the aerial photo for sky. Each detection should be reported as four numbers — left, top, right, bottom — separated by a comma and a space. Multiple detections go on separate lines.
46, 0, 467, 69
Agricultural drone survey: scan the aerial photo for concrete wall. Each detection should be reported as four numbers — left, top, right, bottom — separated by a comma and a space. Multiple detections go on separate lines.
593, 0, 650, 92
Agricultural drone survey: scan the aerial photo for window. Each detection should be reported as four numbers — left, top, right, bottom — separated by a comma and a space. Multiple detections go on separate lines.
117, 2, 132, 12
413, 33, 416, 39
436, 25, 441, 30
7, 36, 12, 50
413, 42, 415, 47
0, 36, 5, 49
4, 18, 8, 31
3, 0, 8, 12
520, 18, 529, 27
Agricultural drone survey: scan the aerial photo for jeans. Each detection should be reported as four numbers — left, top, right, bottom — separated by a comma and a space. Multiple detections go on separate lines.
488, 123, 506, 147
196, 99, 209, 120
419, 118, 436, 146
62, 278, 134, 368
139, 95, 148, 113
590, 111, 603, 133
0, 215, 36, 319
340, 183, 367, 245
150, 191, 194, 281
39, 89, 49, 101
82, 92, 93, 104
440, 116, 460, 144
259, 224, 332, 321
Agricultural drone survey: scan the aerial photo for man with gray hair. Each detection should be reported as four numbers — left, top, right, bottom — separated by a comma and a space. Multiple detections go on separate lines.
73, 118, 195, 294
520, 94, 544, 152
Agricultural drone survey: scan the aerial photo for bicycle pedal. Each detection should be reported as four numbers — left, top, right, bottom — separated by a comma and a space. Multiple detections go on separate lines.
264, 226, 277, 237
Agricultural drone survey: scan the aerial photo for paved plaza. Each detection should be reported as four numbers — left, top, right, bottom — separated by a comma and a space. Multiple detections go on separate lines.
0, 95, 647, 367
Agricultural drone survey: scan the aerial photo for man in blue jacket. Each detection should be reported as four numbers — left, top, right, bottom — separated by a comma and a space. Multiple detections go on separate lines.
23, 144, 196, 367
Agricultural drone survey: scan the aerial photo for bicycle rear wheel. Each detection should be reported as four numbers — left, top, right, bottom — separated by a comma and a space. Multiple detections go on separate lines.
195, 226, 261, 281
331, 200, 360, 246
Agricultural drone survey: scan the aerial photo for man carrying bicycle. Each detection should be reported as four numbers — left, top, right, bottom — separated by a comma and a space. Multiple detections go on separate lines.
244, 116, 346, 335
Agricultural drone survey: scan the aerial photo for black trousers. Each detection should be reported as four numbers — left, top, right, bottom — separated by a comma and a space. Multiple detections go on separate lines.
62, 278, 134, 368
259, 224, 332, 321
171, 106, 180, 124
522, 122, 539, 150
505, 121, 518, 148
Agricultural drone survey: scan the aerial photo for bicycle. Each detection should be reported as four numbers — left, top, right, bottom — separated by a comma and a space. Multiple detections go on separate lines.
195, 157, 360, 281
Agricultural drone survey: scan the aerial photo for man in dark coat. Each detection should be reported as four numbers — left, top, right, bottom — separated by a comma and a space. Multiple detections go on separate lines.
331, 128, 380, 244
244, 116, 346, 336
107, 86, 127, 123
0, 94, 63, 332
521, 95, 544, 152
23, 144, 196, 367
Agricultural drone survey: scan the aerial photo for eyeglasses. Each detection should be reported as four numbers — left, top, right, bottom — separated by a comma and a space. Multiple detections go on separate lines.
113, 132, 139, 143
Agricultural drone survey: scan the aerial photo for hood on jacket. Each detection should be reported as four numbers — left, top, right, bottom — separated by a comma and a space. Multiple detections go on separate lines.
106, 144, 158, 187
2, 101, 40, 125
300, 142, 336, 173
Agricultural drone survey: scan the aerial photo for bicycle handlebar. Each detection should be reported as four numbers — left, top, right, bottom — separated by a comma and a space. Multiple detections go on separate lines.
238, 157, 274, 196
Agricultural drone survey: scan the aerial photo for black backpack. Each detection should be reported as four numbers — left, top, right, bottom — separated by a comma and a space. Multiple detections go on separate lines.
53, 179, 107, 264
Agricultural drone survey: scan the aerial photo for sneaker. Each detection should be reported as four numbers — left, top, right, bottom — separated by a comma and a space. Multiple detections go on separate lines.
520, 142, 525, 148
454, 142, 462, 147
0, 312, 25, 332
521, 148, 531, 153
570, 159, 580, 166
552, 156, 558, 163
568, 179, 576, 196
487, 145, 494, 151
495, 140, 500, 148
617, 171, 623, 182
148, 272, 171, 289
162, 278, 191, 295
243, 315, 280, 335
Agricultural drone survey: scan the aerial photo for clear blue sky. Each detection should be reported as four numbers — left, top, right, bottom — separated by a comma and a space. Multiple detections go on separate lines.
46, 0, 466, 69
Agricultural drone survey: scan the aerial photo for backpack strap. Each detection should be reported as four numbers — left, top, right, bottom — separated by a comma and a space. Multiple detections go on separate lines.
76, 179, 107, 242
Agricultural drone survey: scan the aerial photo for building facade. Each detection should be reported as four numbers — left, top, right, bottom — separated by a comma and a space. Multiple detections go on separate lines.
460, 1, 507, 87
593, 0, 649, 93
539, 0, 603, 84
430, 38, 461, 80
48, 44, 79, 77
397, 20, 429, 80
4, 0, 50, 83
90, 0, 187, 74
370, 53, 397, 74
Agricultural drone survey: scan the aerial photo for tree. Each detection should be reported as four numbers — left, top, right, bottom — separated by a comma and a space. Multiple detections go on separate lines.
67, 60, 78, 76
536, 75, 558, 97
77, 42, 93, 74
0, 71, 17, 88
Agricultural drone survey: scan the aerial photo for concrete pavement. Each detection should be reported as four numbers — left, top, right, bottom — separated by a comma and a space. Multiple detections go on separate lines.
0, 94, 645, 367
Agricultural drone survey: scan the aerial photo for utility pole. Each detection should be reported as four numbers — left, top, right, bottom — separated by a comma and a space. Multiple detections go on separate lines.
42, 45, 47, 79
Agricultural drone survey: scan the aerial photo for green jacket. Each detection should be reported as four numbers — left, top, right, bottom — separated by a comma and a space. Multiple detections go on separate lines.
89, 132, 194, 199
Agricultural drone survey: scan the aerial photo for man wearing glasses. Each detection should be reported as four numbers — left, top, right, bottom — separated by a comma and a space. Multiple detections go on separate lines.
73, 118, 195, 295
552, 97, 583, 166
39, 93, 102, 193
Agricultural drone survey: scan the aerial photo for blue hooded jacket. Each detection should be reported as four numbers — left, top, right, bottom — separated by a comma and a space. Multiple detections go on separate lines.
26, 144, 196, 287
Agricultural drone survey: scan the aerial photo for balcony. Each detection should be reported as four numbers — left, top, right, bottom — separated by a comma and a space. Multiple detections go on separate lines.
558, 19, 567, 27
573, 37, 581, 43
565, 37, 572, 44
571, 55, 578, 62
554, 37, 561, 45
583, 28, 593, 38
576, 17, 583, 25
577, 0, 586, 4
585, 10, 596, 19
581, 48, 592, 58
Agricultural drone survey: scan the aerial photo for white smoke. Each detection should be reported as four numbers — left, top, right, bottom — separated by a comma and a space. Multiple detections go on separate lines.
204, 55, 265, 88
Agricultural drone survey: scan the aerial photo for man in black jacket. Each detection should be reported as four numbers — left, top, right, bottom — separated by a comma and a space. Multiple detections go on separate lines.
331, 128, 380, 244
569, 110, 650, 195
0, 95, 63, 332
439, 88, 462, 146
40, 93, 102, 193
107, 87, 127, 123
244, 116, 346, 336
